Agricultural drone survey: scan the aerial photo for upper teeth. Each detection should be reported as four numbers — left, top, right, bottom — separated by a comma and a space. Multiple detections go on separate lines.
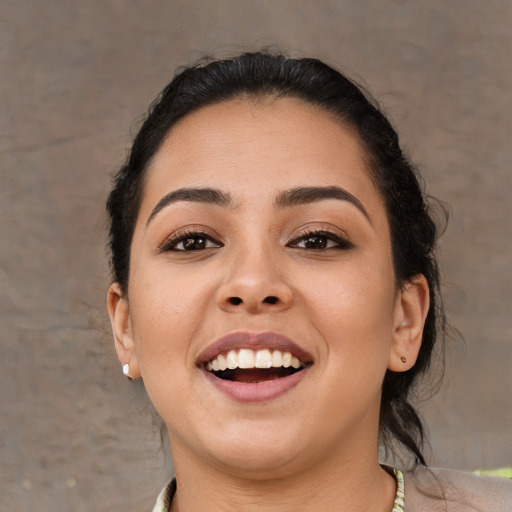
205, 349, 303, 372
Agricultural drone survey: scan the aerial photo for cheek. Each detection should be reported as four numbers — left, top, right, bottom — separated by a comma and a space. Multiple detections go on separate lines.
299, 261, 397, 359
128, 266, 215, 368
126, 274, 213, 422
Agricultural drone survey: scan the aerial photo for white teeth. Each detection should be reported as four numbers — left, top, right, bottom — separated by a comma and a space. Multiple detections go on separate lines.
238, 349, 255, 369
282, 352, 292, 368
218, 353, 227, 371
255, 349, 272, 368
205, 348, 305, 372
226, 350, 237, 370
271, 350, 283, 367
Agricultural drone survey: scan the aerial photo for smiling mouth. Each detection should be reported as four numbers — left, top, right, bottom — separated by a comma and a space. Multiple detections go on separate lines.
204, 348, 307, 383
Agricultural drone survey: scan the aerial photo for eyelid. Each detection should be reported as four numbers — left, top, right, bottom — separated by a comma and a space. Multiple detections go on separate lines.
287, 225, 354, 249
157, 227, 223, 252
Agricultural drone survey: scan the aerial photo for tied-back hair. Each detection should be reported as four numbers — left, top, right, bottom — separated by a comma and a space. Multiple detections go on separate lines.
107, 51, 447, 466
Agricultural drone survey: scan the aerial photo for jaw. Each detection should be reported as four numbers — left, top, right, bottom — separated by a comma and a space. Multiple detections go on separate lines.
166, 361, 381, 476
168, 389, 383, 486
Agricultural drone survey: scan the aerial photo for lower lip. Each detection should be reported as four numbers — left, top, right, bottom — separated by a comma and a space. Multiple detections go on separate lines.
202, 367, 309, 403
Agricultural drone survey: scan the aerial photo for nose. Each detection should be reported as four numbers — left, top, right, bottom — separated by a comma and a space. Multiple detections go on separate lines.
216, 249, 294, 314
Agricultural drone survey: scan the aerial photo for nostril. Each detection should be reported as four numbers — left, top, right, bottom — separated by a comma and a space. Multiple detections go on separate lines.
229, 297, 243, 305
263, 296, 279, 305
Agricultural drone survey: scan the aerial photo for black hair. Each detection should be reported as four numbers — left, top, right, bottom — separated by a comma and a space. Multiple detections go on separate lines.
107, 51, 445, 466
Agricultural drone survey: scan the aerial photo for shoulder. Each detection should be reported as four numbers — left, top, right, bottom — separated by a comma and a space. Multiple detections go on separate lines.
403, 466, 512, 512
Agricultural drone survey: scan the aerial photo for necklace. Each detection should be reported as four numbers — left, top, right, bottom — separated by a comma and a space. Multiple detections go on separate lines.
391, 468, 405, 511
155, 468, 406, 512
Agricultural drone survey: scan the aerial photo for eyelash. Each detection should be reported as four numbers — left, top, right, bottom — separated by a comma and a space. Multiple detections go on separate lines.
159, 228, 353, 253
287, 229, 353, 251
159, 230, 223, 252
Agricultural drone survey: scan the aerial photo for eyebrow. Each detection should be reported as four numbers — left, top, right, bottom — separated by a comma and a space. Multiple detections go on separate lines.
146, 187, 234, 225
146, 184, 371, 226
275, 186, 371, 222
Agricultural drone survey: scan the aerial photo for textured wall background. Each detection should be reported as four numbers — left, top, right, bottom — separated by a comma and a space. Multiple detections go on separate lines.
1, 1, 510, 510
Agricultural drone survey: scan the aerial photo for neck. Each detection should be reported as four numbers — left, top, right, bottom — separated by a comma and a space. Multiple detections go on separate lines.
169, 438, 396, 512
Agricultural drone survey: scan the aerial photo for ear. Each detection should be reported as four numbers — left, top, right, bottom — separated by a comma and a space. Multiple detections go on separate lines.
388, 274, 430, 372
106, 282, 141, 379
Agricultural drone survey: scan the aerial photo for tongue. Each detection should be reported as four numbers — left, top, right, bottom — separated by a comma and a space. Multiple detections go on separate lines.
230, 368, 286, 383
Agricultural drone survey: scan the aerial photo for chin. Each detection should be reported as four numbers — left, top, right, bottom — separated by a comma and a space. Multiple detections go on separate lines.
211, 444, 305, 480
190, 417, 322, 479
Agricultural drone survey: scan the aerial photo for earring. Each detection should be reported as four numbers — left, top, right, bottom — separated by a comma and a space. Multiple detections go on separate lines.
122, 363, 130, 376
400, 356, 407, 363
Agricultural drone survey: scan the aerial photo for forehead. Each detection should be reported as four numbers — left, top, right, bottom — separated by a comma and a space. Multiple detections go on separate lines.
140, 97, 383, 217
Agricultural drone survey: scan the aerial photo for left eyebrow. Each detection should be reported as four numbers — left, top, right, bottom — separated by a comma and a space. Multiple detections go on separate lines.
146, 187, 234, 226
275, 186, 371, 223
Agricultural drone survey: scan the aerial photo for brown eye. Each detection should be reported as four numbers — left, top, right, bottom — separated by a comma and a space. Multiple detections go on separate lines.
288, 230, 353, 250
182, 236, 208, 250
161, 231, 223, 252
302, 235, 329, 249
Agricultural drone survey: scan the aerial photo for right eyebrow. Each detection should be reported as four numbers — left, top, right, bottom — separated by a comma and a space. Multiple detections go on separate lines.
146, 187, 234, 226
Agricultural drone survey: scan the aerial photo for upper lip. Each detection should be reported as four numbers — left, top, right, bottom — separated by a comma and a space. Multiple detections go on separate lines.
196, 331, 314, 366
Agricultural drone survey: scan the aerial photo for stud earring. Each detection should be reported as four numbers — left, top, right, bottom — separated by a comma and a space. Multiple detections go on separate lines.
400, 357, 407, 363
122, 363, 130, 376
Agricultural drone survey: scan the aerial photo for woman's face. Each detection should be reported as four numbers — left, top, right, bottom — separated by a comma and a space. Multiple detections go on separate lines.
109, 97, 426, 477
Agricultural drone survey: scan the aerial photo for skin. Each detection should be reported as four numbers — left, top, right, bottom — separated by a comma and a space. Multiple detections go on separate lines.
107, 97, 429, 511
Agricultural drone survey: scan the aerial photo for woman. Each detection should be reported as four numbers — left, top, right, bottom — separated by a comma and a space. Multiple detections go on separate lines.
106, 52, 511, 511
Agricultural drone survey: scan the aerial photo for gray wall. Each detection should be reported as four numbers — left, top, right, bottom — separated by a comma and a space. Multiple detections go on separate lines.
1, 1, 510, 510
